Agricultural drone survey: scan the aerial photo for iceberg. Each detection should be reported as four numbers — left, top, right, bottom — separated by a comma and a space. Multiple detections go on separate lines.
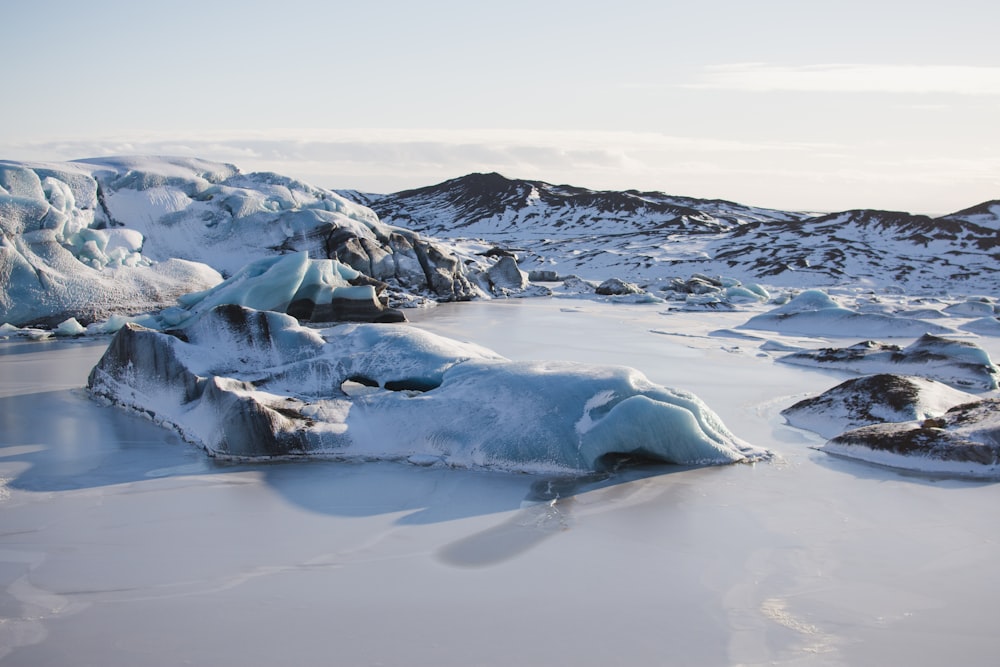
87, 305, 768, 473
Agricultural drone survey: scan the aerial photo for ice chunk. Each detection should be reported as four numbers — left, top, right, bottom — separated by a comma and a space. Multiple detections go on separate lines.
169, 253, 403, 326
54, 317, 86, 336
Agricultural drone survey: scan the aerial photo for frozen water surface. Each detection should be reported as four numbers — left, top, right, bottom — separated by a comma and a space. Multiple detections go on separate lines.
2, 299, 1000, 666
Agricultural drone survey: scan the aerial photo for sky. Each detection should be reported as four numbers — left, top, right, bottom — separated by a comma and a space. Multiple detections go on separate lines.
1, 0, 998, 214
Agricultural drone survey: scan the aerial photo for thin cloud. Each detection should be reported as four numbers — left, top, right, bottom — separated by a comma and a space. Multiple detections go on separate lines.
2, 128, 995, 212
689, 63, 1000, 95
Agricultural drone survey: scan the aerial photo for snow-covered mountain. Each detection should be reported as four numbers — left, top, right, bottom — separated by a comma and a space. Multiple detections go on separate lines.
347, 173, 1000, 293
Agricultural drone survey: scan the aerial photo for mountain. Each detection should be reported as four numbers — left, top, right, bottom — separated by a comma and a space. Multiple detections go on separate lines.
346, 173, 1000, 292
345, 172, 802, 238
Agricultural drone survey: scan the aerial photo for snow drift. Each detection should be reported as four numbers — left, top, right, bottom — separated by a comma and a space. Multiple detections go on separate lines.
87, 305, 768, 473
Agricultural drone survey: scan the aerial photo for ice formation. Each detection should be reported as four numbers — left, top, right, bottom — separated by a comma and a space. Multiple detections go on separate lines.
87, 305, 768, 473
739, 289, 956, 338
0, 158, 222, 327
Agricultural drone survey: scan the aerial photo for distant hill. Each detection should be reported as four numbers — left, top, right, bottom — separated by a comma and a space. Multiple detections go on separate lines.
342, 173, 1000, 291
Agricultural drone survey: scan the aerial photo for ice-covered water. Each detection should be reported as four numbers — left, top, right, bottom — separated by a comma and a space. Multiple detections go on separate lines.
2, 299, 999, 666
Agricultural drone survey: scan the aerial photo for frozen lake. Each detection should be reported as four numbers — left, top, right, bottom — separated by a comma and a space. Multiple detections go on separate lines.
2, 298, 999, 666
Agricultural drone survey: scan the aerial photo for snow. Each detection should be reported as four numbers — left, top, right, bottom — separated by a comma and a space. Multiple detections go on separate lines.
961, 316, 1000, 336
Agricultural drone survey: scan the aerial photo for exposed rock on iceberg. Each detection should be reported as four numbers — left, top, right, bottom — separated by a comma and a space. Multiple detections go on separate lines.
87, 305, 767, 472
822, 399, 1000, 478
1, 157, 481, 327
739, 289, 956, 338
777, 333, 999, 391
781, 374, 978, 438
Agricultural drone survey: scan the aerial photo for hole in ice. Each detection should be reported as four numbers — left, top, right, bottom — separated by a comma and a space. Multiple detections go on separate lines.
340, 376, 381, 397
595, 450, 678, 472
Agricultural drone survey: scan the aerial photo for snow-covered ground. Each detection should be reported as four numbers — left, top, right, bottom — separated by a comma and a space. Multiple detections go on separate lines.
3, 298, 999, 666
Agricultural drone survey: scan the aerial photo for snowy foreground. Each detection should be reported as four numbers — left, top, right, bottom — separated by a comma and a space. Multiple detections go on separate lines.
3, 298, 1000, 666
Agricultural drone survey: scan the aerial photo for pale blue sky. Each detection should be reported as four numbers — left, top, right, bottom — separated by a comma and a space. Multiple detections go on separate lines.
2, 0, 998, 212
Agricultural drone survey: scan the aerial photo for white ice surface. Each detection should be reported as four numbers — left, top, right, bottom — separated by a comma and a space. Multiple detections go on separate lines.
3, 300, 1000, 666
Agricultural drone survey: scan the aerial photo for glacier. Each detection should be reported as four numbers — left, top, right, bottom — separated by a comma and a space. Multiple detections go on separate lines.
0, 157, 485, 327
87, 304, 768, 473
